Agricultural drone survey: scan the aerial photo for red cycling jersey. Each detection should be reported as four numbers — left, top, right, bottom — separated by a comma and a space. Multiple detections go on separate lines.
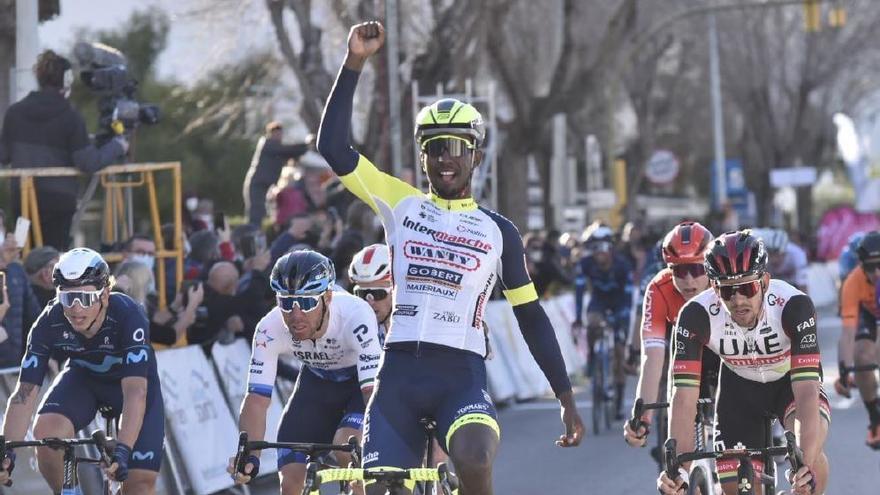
641, 268, 685, 349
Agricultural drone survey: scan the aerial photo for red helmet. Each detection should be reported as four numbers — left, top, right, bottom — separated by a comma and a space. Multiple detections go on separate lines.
704, 230, 768, 282
661, 222, 714, 265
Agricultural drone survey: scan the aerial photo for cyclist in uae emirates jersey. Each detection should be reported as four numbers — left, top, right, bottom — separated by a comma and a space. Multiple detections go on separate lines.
229, 250, 381, 495
623, 222, 719, 447
657, 231, 828, 495
318, 21, 583, 495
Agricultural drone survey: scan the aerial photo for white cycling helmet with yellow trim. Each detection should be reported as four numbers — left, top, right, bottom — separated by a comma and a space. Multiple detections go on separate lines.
348, 244, 392, 284
414, 98, 486, 148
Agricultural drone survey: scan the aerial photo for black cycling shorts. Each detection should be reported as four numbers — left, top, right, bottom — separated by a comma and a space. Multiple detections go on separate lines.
855, 306, 878, 341
713, 366, 830, 484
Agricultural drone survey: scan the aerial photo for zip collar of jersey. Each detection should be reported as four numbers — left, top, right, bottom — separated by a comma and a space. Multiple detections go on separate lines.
427, 193, 477, 211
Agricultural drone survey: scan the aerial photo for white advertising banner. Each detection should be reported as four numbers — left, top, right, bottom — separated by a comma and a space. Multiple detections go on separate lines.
211, 340, 286, 474
156, 346, 238, 494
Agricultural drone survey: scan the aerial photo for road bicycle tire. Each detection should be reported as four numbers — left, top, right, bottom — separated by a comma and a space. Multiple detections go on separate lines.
687, 465, 712, 495
591, 356, 605, 435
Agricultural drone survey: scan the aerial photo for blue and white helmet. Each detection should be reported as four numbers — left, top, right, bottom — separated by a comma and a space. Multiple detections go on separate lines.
52, 248, 111, 290
270, 250, 335, 296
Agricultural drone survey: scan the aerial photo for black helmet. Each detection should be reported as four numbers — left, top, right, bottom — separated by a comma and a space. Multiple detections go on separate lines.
52, 248, 111, 290
704, 230, 768, 282
857, 231, 880, 263
270, 250, 335, 296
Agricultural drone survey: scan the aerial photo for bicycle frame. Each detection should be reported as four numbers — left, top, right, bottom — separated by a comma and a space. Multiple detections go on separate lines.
0, 431, 112, 493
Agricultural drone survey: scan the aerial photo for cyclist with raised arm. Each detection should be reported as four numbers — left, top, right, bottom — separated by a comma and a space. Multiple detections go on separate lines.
657, 231, 829, 495
229, 250, 381, 495
318, 21, 583, 495
0, 248, 165, 494
834, 230, 880, 449
572, 222, 634, 420
623, 222, 718, 447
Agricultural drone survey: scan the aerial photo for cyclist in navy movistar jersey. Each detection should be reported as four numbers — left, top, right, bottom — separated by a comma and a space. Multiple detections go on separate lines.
318, 21, 582, 495
572, 222, 634, 419
0, 248, 164, 494
229, 250, 381, 495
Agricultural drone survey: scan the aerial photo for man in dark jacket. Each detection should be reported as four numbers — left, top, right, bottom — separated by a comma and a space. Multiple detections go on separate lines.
0, 50, 127, 250
242, 122, 310, 227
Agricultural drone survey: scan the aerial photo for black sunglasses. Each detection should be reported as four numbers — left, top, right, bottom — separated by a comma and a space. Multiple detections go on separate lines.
354, 286, 391, 302
716, 280, 762, 300
421, 137, 475, 158
671, 264, 706, 279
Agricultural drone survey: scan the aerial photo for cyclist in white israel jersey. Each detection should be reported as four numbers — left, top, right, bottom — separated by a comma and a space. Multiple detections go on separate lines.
229, 251, 381, 495
318, 21, 582, 495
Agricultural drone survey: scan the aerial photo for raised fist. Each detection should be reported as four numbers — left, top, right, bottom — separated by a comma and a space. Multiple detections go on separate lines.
347, 21, 385, 60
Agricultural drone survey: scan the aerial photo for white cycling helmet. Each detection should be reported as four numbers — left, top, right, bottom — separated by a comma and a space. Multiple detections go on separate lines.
349, 244, 391, 284
53, 248, 111, 290
754, 228, 789, 254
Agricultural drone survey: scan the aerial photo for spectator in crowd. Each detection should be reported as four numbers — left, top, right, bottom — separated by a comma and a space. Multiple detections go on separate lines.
23, 246, 59, 309
331, 202, 379, 289
114, 260, 204, 348
270, 213, 318, 264
0, 234, 40, 367
523, 231, 570, 297
231, 224, 274, 341
122, 234, 158, 290
243, 122, 311, 227
0, 50, 128, 250
185, 229, 234, 280
189, 261, 248, 346
190, 198, 216, 232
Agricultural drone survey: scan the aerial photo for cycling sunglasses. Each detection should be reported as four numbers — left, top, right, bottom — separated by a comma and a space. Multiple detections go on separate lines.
58, 289, 103, 309
276, 294, 323, 313
354, 286, 391, 302
716, 279, 762, 300
421, 136, 475, 158
670, 263, 706, 279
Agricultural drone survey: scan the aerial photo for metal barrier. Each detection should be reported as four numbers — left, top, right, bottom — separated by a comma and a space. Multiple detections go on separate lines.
0, 162, 184, 309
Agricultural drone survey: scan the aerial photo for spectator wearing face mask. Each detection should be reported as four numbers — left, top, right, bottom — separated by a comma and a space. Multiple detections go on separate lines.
23, 246, 60, 308
123, 234, 157, 272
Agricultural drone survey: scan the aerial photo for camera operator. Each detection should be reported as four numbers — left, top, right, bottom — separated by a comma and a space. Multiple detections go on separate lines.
0, 50, 128, 250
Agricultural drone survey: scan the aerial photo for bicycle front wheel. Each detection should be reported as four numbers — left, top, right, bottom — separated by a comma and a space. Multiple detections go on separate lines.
687, 465, 712, 495
591, 360, 605, 435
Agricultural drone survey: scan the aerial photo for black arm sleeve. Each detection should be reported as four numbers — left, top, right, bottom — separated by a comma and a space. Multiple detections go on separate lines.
317, 66, 361, 175
512, 301, 573, 397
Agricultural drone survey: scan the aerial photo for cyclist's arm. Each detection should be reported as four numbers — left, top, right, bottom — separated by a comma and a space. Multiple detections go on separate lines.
349, 301, 381, 404
573, 259, 586, 324
669, 301, 710, 463
634, 280, 668, 419
240, 315, 281, 453
492, 212, 571, 397
317, 64, 418, 213
837, 275, 859, 369
3, 312, 53, 441
117, 301, 153, 448
783, 294, 823, 466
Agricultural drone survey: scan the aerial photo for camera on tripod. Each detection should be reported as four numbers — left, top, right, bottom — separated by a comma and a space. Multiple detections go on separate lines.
73, 41, 160, 143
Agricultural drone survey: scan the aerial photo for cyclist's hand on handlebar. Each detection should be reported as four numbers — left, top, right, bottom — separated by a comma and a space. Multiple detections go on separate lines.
106, 442, 131, 482
833, 376, 853, 398
0, 451, 16, 485
656, 469, 686, 495
623, 414, 650, 447
788, 465, 816, 495
227, 454, 260, 485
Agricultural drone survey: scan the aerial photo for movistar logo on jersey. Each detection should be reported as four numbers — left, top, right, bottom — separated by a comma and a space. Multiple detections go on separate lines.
126, 349, 149, 364
22, 355, 39, 368
132, 450, 154, 461
72, 356, 123, 373
403, 240, 481, 271
403, 216, 492, 254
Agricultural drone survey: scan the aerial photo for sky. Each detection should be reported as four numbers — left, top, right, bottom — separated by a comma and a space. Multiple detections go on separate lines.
38, 0, 279, 86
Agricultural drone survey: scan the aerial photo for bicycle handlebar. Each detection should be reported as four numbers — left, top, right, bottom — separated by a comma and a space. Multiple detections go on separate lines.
628, 398, 669, 436
0, 431, 114, 487
233, 431, 362, 477
304, 463, 457, 495
664, 431, 815, 493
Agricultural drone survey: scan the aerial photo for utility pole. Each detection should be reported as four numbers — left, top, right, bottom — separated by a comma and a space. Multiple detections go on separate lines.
708, 12, 727, 209
15, 0, 39, 101
385, 0, 403, 177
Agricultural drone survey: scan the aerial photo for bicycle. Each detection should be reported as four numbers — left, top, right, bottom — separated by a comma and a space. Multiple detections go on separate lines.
302, 464, 459, 495
588, 310, 622, 435
629, 399, 670, 473
233, 431, 361, 494
0, 430, 114, 494
664, 430, 812, 495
